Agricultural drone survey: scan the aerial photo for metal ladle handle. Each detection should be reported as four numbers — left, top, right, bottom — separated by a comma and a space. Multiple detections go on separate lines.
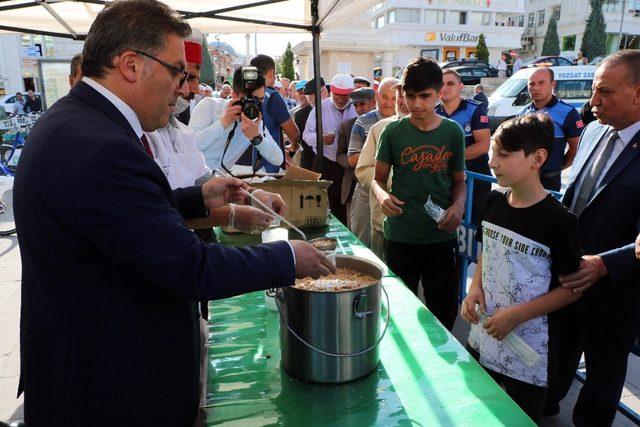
275, 285, 391, 358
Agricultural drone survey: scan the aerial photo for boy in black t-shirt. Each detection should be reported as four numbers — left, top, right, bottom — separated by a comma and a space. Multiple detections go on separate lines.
460, 113, 582, 423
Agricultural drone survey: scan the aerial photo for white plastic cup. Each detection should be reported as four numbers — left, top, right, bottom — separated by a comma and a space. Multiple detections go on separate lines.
261, 227, 289, 243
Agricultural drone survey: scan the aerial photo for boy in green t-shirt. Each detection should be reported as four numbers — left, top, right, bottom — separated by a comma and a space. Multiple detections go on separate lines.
372, 57, 466, 330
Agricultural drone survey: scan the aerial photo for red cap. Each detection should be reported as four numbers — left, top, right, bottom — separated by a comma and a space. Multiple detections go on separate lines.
185, 40, 202, 65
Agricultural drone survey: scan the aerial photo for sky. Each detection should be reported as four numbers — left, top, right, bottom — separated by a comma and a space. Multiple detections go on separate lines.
206, 32, 311, 59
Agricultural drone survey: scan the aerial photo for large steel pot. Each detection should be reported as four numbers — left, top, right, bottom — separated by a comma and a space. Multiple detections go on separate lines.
276, 255, 389, 383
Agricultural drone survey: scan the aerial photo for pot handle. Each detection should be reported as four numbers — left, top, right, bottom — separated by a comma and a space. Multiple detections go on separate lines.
353, 292, 372, 319
275, 285, 391, 358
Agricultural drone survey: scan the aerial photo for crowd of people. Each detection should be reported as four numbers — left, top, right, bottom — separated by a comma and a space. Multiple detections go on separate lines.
9, 0, 640, 425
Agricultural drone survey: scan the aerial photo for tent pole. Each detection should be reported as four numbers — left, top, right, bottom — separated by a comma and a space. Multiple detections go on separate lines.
311, 0, 323, 172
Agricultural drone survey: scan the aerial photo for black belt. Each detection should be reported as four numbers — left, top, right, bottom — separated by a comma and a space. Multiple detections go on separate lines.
541, 170, 562, 178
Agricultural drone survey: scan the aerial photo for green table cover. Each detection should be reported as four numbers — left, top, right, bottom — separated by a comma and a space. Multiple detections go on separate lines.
205, 217, 534, 426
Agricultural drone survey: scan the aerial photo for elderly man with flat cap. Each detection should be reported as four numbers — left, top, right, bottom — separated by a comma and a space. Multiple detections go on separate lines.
336, 87, 377, 227
294, 77, 326, 170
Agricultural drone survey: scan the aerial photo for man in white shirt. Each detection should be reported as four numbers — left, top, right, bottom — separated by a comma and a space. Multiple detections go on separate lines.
189, 67, 283, 174
12, 92, 26, 115
302, 73, 357, 223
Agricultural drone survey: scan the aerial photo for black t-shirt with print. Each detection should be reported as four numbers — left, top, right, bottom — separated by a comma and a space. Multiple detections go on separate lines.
476, 189, 582, 282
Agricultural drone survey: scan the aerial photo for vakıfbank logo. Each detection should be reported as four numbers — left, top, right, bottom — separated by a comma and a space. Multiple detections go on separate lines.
425, 32, 437, 41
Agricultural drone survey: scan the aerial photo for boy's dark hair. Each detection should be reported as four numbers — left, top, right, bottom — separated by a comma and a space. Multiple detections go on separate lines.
232, 67, 266, 95
493, 113, 554, 167
250, 54, 276, 75
81, 0, 191, 78
401, 57, 443, 93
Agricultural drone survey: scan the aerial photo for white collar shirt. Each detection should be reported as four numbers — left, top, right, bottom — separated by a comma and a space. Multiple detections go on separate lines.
82, 76, 144, 140
571, 120, 640, 210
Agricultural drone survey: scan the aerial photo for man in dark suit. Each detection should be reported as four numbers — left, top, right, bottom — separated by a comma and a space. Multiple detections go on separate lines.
13, 1, 334, 426
546, 50, 640, 426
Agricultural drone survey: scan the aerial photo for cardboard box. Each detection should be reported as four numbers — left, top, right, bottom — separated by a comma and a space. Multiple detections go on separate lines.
251, 166, 332, 228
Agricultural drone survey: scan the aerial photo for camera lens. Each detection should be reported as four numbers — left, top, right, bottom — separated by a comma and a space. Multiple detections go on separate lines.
243, 102, 260, 120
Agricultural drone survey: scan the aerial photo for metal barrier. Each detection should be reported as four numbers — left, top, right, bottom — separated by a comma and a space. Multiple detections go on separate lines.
458, 171, 640, 425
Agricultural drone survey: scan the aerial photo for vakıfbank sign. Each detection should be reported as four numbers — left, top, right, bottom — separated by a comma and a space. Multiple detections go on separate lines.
425, 32, 480, 44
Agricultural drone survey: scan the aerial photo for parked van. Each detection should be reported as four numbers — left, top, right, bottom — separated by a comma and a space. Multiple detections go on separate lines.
487, 65, 596, 131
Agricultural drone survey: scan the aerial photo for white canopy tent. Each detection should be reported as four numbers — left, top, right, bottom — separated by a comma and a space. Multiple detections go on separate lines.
0, 0, 378, 169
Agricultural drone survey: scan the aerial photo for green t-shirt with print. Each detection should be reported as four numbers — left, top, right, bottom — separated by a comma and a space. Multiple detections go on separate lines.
376, 116, 465, 244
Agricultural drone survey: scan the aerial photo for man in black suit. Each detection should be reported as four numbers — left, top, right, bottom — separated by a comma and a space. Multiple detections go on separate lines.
546, 50, 640, 426
13, 1, 334, 425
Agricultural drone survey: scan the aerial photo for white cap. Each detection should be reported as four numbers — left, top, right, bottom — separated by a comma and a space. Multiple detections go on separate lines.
330, 74, 354, 95
274, 80, 284, 89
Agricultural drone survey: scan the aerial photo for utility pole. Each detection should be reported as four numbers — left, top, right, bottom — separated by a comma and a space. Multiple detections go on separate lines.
618, 0, 627, 50
245, 33, 250, 65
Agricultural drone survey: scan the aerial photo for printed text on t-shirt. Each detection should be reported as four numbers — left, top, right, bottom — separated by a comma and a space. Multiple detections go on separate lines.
400, 145, 454, 173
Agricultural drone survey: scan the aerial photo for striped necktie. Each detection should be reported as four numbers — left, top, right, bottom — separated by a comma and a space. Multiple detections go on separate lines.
572, 130, 619, 217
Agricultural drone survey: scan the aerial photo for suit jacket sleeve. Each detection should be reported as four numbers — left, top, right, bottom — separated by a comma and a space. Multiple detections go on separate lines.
73, 143, 295, 301
600, 242, 640, 287
171, 185, 207, 220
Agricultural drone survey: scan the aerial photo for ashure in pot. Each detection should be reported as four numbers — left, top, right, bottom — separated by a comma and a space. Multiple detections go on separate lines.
276, 255, 389, 383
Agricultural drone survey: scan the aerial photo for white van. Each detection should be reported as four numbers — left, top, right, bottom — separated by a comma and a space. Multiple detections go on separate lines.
487, 65, 596, 130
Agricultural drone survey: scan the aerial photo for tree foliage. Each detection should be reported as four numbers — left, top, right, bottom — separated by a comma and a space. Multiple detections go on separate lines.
581, 0, 607, 59
542, 16, 560, 56
200, 34, 216, 85
281, 42, 295, 80
476, 34, 489, 63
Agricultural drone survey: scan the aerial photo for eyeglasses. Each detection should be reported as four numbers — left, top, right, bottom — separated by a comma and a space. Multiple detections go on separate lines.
134, 50, 190, 88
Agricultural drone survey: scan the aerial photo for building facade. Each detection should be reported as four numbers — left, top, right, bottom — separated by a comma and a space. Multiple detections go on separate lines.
293, 0, 525, 80
518, 0, 640, 58
0, 33, 82, 106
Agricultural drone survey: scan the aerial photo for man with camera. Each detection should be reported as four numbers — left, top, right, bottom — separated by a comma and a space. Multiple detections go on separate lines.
190, 66, 283, 173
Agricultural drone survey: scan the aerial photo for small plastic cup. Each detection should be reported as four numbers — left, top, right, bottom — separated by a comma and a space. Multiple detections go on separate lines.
323, 250, 337, 266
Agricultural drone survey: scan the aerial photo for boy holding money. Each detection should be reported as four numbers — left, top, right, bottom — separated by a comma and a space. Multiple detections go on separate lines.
372, 57, 466, 331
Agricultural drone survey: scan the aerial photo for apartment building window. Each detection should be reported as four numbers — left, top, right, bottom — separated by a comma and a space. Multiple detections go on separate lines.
395, 8, 420, 23
563, 34, 576, 50
528, 13, 535, 27
374, 15, 385, 28
537, 10, 545, 26
553, 6, 561, 20
388, 10, 396, 23
371, 2, 383, 12
603, 0, 622, 13
469, 12, 491, 25
518, 15, 525, 27
424, 10, 446, 24
450, 11, 467, 25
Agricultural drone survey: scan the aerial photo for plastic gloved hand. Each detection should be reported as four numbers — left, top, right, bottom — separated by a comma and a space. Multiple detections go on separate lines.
228, 204, 275, 234
250, 189, 287, 217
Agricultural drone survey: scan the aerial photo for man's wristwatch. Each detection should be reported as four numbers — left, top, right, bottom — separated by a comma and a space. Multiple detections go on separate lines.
250, 135, 263, 146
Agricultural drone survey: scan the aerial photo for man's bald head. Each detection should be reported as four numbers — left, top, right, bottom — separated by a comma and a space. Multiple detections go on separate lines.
528, 67, 556, 107
377, 77, 399, 118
